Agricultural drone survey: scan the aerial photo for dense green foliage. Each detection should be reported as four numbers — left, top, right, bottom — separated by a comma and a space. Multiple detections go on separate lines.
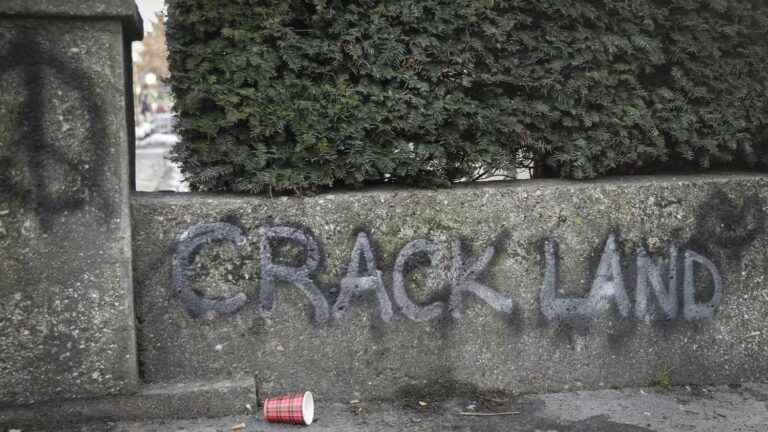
167, 0, 768, 193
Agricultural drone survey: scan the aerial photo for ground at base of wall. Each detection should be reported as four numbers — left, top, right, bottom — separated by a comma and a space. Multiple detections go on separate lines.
38, 383, 768, 432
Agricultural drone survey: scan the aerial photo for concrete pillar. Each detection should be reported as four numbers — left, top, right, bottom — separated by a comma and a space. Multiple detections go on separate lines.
0, 1, 142, 405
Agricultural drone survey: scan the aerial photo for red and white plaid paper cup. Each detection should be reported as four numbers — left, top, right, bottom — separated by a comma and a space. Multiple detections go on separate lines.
263, 391, 314, 425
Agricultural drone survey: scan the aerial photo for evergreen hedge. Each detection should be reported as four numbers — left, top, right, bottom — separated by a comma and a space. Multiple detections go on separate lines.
167, 0, 768, 193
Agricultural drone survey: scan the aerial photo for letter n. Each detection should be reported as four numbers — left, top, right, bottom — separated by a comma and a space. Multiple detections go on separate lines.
634, 245, 678, 320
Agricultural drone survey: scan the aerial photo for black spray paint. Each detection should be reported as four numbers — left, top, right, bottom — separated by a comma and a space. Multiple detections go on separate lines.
682, 250, 722, 320
447, 239, 514, 319
172, 223, 249, 318
691, 189, 765, 259
541, 235, 723, 322
541, 234, 631, 322
0, 33, 113, 231
258, 225, 330, 323
333, 232, 393, 321
391, 239, 446, 322
171, 222, 724, 325
634, 245, 679, 320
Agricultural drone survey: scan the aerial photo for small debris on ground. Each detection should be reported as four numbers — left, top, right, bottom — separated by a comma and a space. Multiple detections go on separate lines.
231, 422, 246, 431
349, 400, 368, 416
458, 411, 520, 416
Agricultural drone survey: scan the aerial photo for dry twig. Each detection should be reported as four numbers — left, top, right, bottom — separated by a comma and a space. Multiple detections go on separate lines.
458, 411, 520, 417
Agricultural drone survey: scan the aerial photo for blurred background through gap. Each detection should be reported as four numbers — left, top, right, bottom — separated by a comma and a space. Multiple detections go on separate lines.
133, 0, 188, 192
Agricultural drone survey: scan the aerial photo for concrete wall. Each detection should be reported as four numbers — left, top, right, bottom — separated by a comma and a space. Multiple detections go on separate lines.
0, 1, 141, 405
2, 0, 768, 422
132, 174, 768, 401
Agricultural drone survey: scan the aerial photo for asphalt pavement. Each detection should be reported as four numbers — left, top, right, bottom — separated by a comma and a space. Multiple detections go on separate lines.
41, 383, 768, 432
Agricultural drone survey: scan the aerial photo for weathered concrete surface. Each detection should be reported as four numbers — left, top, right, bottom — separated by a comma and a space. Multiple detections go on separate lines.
0, 378, 257, 430
0, 6, 141, 405
131, 173, 768, 401
0, 0, 143, 39
25, 383, 768, 432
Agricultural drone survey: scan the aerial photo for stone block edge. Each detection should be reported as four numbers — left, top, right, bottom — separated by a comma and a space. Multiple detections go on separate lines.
131, 172, 768, 205
0, 379, 257, 429
0, 0, 143, 41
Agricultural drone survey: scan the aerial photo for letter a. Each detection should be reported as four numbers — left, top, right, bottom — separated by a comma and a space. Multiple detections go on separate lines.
333, 232, 393, 321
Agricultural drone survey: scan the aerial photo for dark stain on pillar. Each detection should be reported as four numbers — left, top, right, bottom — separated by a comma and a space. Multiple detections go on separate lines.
0, 32, 113, 232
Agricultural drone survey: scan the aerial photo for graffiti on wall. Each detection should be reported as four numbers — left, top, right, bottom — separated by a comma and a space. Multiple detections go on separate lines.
540, 234, 722, 322
0, 33, 113, 231
172, 223, 723, 324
